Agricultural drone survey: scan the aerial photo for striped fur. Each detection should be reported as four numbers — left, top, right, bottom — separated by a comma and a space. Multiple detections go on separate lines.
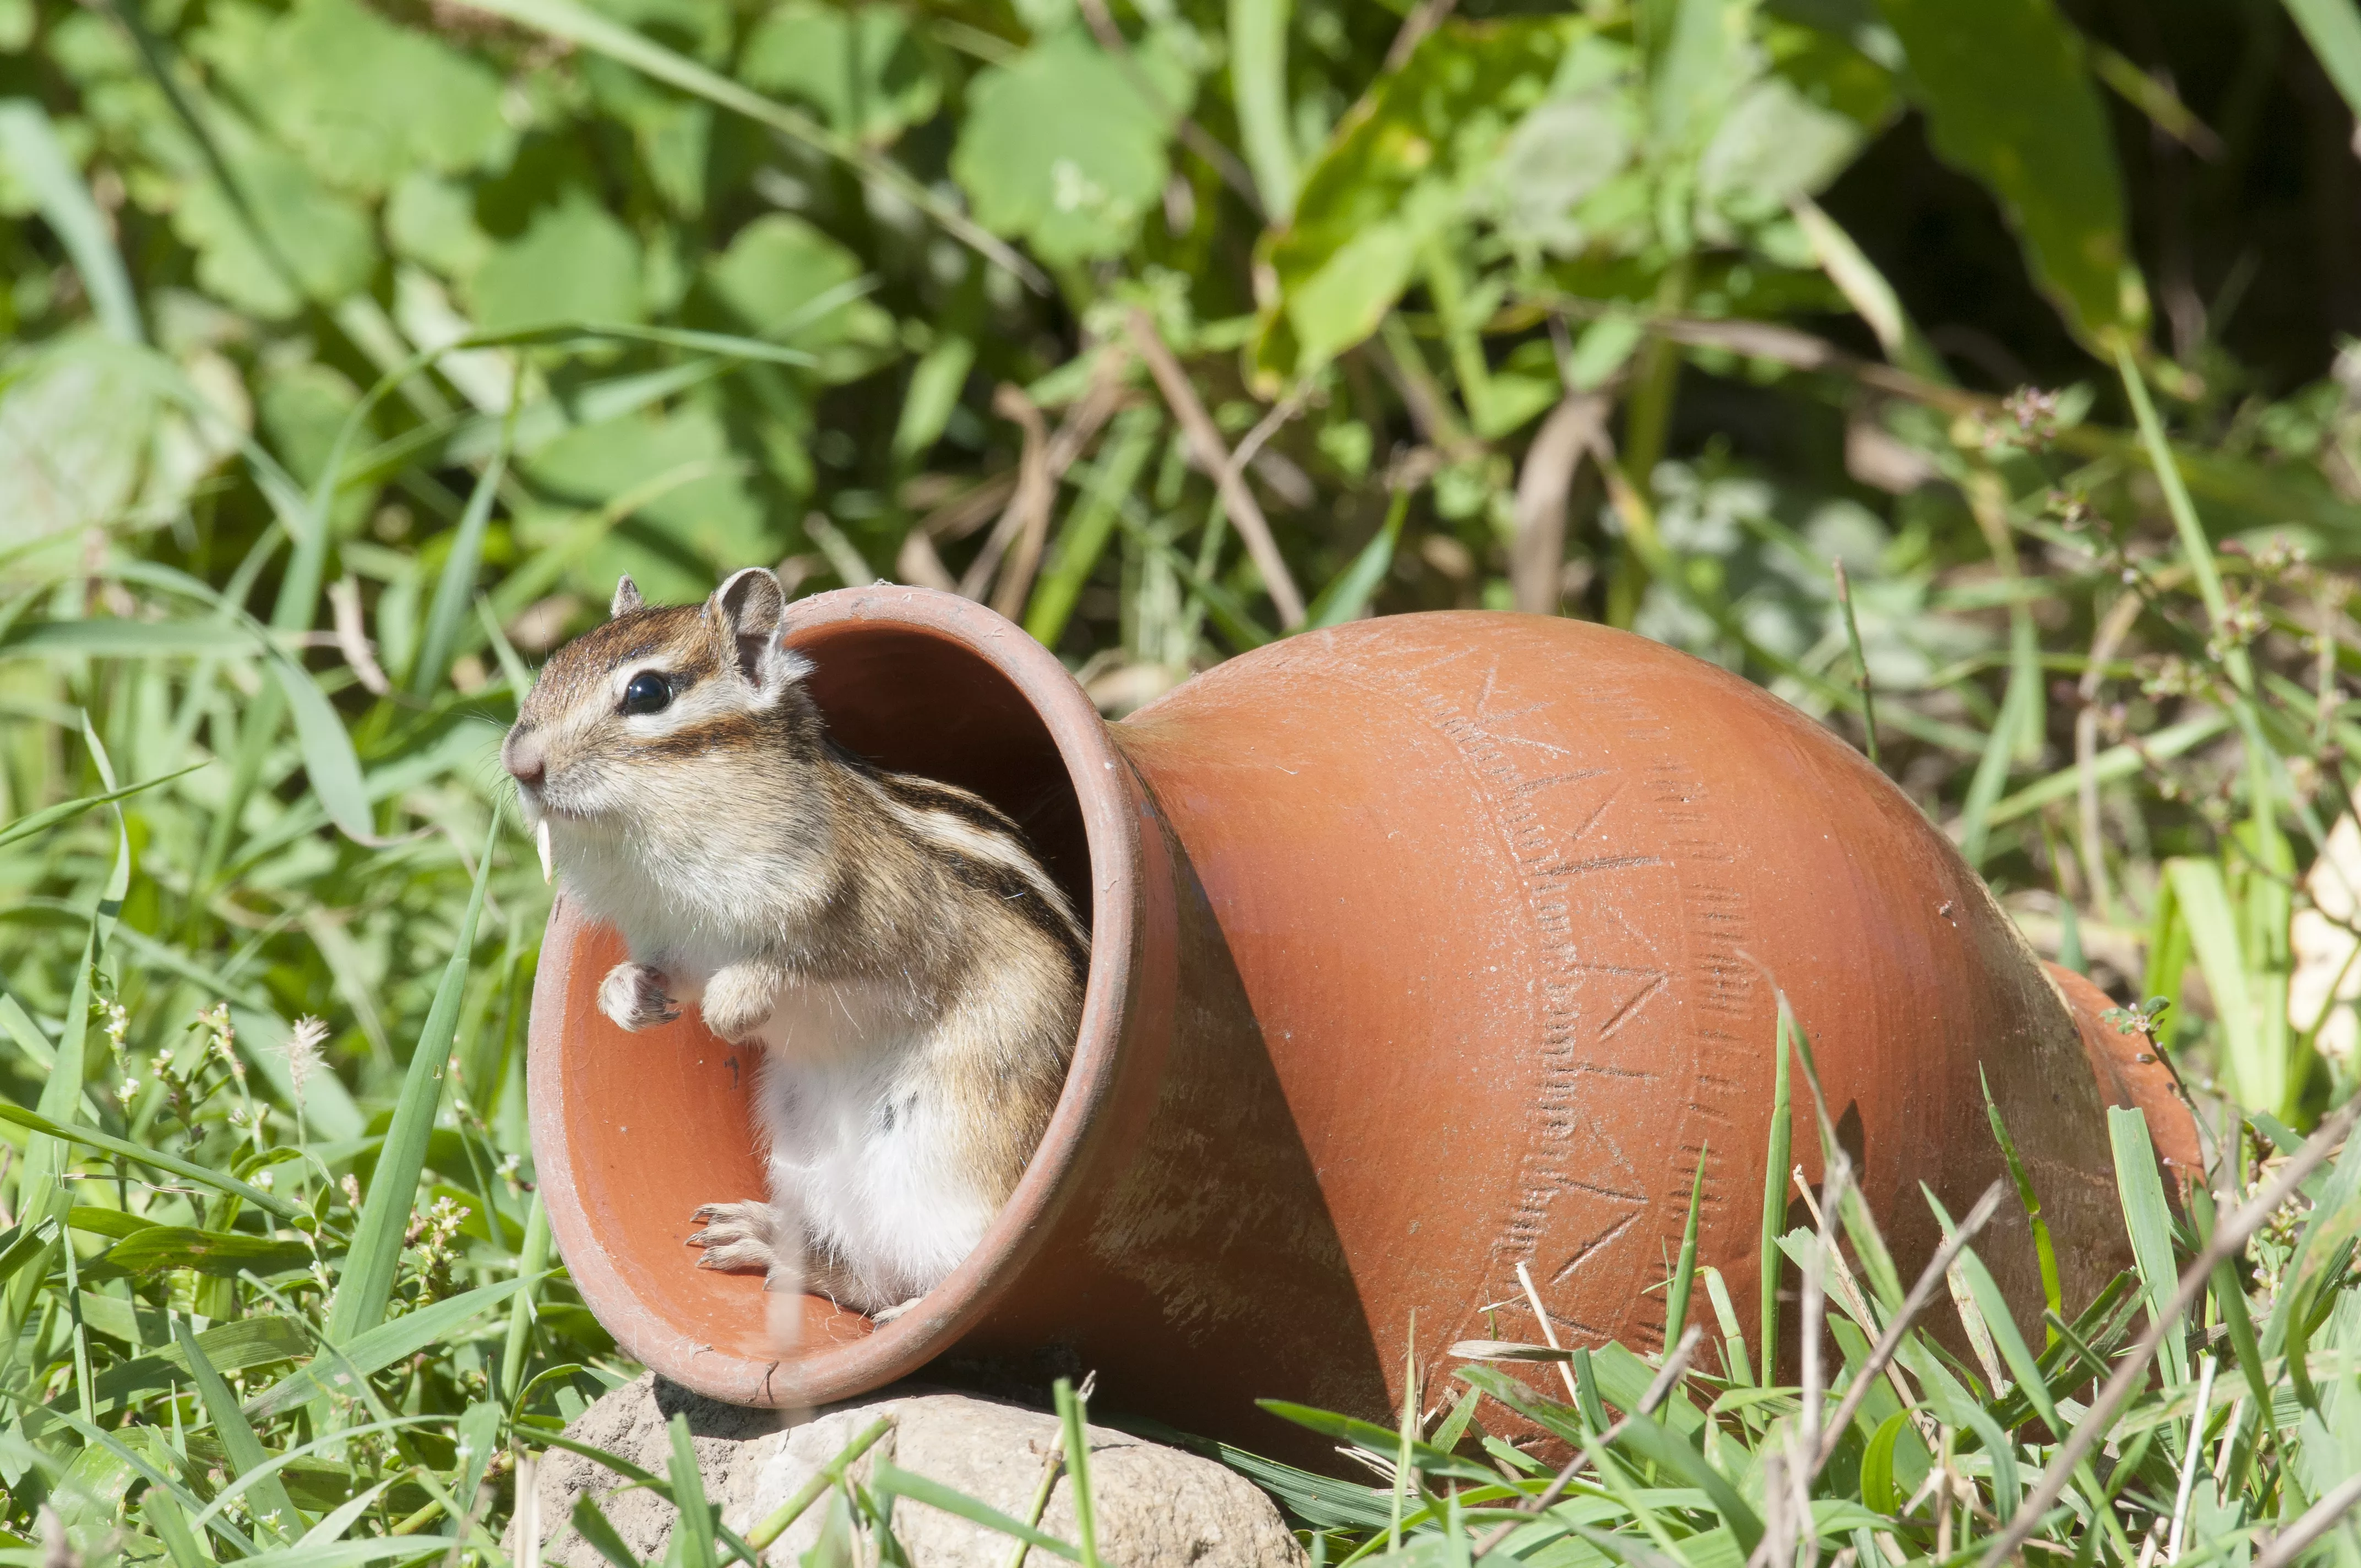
502, 568, 1086, 1315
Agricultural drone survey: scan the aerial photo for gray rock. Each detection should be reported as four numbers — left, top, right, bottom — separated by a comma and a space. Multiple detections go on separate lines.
512, 1374, 1305, 1567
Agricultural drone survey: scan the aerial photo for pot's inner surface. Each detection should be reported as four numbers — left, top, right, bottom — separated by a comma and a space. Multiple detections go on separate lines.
553, 618, 1095, 1365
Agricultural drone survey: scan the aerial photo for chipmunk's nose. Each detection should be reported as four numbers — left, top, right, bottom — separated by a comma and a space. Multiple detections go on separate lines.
503, 728, 547, 790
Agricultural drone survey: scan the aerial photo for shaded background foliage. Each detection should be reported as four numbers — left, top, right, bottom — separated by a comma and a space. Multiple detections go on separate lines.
7, 0, 2361, 1559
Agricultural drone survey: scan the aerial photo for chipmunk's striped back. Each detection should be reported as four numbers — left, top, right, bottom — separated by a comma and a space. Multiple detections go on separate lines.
836, 745, 1089, 971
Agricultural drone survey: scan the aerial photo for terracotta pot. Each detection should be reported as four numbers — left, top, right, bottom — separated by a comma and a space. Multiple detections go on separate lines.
528, 590, 2194, 1455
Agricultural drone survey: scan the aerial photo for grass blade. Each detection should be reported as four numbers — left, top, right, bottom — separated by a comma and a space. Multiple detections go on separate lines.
1056, 1376, 1102, 1568
2284, 0, 2361, 122
413, 386, 519, 698
872, 1461, 1081, 1561
666, 1413, 718, 1568
0, 765, 200, 853
326, 810, 501, 1344
265, 654, 379, 845
1760, 1008, 1793, 1385
175, 1314, 302, 1542
569, 1495, 644, 1568
0, 1108, 303, 1226
1982, 1067, 2063, 1347
1304, 488, 1410, 632
1663, 1141, 1707, 1353
247, 1276, 532, 1418
501, 1193, 552, 1408
1026, 407, 1161, 649
2109, 1106, 2191, 1389
0, 102, 143, 342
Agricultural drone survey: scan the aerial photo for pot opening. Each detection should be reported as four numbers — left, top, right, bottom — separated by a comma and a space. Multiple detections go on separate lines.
540, 598, 1128, 1400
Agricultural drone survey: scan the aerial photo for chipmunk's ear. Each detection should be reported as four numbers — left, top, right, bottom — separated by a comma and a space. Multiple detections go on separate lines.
610, 574, 644, 618
709, 567, 810, 699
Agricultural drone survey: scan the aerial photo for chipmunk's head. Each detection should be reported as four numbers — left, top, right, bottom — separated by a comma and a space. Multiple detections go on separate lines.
503, 568, 826, 899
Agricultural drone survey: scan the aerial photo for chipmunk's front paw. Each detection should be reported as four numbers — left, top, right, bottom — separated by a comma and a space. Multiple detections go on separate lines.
869, 1295, 924, 1325
599, 962, 678, 1031
687, 1200, 779, 1274
699, 963, 777, 1043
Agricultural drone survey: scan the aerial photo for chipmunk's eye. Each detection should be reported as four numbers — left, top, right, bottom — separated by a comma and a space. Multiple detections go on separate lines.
621, 672, 672, 715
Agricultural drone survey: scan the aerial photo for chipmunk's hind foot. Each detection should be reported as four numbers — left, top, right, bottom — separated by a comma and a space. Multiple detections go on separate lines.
687, 1200, 779, 1275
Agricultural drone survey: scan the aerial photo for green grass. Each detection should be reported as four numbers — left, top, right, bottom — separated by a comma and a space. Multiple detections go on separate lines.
8, 0, 2361, 1558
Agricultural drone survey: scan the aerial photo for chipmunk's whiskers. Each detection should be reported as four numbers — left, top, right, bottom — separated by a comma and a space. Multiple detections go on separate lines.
537, 819, 554, 883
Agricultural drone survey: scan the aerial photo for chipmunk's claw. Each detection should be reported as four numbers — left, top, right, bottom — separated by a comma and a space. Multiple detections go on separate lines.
869, 1296, 924, 1325
687, 1199, 778, 1275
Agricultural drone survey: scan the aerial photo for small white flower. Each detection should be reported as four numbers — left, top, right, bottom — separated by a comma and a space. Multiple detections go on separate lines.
281, 1016, 329, 1110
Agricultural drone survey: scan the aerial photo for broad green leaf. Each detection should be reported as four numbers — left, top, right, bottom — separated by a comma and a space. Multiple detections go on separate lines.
1478, 85, 1640, 260
1695, 76, 1865, 236
0, 334, 165, 538
1868, 0, 2137, 345
1260, 18, 1575, 378
469, 194, 645, 335
442, 0, 1045, 288
195, 0, 507, 198
951, 27, 1188, 265
523, 405, 769, 603
172, 139, 376, 319
738, 2, 939, 144
705, 214, 894, 367
388, 175, 494, 280
1649, 0, 1747, 149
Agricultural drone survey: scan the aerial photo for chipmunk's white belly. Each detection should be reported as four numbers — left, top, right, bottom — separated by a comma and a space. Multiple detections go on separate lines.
750, 979, 997, 1306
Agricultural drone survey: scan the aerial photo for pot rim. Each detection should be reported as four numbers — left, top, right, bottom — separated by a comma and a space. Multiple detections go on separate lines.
528, 585, 1147, 1406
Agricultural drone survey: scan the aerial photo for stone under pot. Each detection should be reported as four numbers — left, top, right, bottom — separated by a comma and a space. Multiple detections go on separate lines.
527, 589, 2195, 1455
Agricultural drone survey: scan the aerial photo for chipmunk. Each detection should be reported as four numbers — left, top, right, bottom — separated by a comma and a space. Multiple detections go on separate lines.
502, 568, 1087, 1320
